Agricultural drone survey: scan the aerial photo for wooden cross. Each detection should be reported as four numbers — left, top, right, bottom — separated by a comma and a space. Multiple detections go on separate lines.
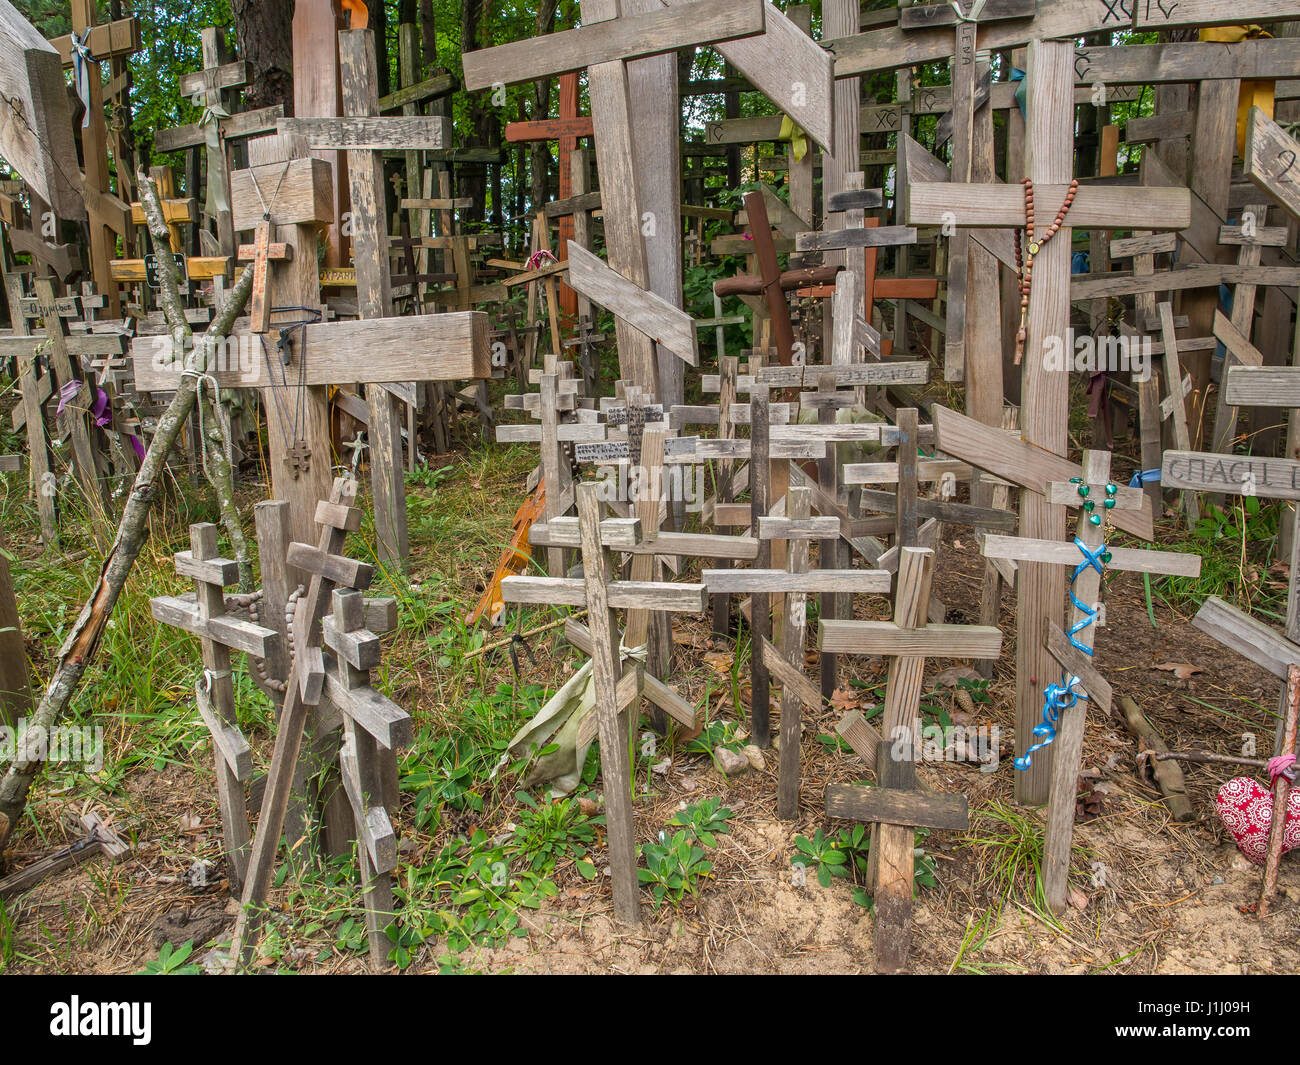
700, 484, 891, 818
135, 129, 490, 571
322, 587, 412, 969
820, 545, 1002, 973
57, 0, 140, 319
983, 450, 1200, 915
1167, 363, 1300, 763
907, 41, 1192, 805
563, 313, 606, 395
502, 482, 710, 924
227, 477, 378, 966
150, 522, 280, 895
506, 73, 593, 317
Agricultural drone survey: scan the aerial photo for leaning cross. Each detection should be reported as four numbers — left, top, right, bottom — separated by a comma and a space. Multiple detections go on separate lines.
820, 545, 1002, 974
983, 450, 1201, 916
150, 522, 279, 895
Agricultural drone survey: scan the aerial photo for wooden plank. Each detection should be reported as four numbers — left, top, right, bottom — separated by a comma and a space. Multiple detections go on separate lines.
796, 226, 917, 252
277, 115, 451, 150
1075, 38, 1300, 85
566, 244, 697, 366
982, 534, 1201, 577
1226, 366, 1300, 407
907, 182, 1190, 230
462, 0, 767, 90
1045, 621, 1112, 717
898, 0, 1035, 27
825, 784, 968, 831
1162, 450, 1300, 501
931, 405, 1155, 540
180, 58, 249, 95
1072, 263, 1300, 300
818, 619, 1004, 658
1244, 106, 1300, 222
761, 635, 824, 712
132, 311, 489, 390
155, 105, 285, 153
701, 569, 890, 593
1193, 596, 1300, 679
1134, 0, 1300, 27
501, 575, 708, 613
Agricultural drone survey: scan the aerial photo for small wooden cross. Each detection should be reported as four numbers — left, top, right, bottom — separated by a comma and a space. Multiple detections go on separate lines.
227, 478, 379, 967
563, 313, 606, 395
820, 545, 1002, 973
322, 587, 412, 969
502, 482, 709, 925
701, 484, 891, 818
150, 523, 280, 894
983, 450, 1201, 915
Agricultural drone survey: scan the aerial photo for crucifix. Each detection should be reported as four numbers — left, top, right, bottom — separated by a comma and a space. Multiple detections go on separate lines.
506, 72, 592, 318
322, 587, 412, 969
907, 40, 1193, 805
149, 522, 280, 895
983, 450, 1200, 915
54, 0, 140, 320
820, 545, 1002, 973
503, 482, 709, 924
137, 129, 490, 568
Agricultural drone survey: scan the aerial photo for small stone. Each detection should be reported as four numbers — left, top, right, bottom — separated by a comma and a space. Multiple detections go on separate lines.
715, 747, 751, 777
742, 744, 766, 771
1212, 875, 1226, 885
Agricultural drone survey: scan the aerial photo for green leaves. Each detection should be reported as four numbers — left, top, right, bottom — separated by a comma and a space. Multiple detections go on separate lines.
136, 940, 200, 975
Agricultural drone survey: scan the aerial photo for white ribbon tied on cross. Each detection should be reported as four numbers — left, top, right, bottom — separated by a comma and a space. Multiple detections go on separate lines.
197, 102, 232, 216
71, 31, 94, 130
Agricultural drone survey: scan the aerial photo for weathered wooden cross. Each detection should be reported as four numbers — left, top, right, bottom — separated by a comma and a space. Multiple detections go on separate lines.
322, 586, 412, 969
503, 482, 710, 924
821, 545, 1002, 973
907, 40, 1192, 804
150, 522, 280, 895
983, 450, 1200, 915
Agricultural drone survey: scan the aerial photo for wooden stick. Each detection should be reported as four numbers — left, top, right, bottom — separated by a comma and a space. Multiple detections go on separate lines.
1260, 664, 1300, 917
1117, 696, 1194, 822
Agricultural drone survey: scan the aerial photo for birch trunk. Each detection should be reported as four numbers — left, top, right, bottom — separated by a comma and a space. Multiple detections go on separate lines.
0, 173, 255, 847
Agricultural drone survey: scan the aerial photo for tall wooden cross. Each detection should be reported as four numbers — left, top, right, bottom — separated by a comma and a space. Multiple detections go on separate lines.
150, 522, 280, 895
983, 450, 1200, 915
503, 482, 709, 924
506, 73, 592, 318
907, 41, 1192, 804
820, 545, 1002, 973
133, 131, 490, 571
278, 28, 461, 570
53, 0, 140, 319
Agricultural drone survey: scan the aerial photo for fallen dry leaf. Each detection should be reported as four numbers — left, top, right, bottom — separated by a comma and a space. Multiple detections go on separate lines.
1155, 662, 1204, 681
702, 650, 734, 677
829, 687, 865, 712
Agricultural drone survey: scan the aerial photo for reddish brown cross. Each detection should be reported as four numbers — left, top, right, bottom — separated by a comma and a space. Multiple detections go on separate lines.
505, 73, 592, 317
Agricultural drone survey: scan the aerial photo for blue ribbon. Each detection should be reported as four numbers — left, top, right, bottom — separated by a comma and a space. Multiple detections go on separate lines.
1015, 537, 1104, 771
1130, 468, 1161, 487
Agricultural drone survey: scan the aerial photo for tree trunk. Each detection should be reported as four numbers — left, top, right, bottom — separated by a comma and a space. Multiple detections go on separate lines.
231, 0, 295, 115
529, 0, 559, 213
